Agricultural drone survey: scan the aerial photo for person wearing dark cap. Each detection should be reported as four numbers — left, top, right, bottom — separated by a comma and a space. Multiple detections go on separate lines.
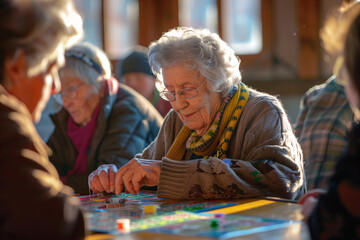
119, 46, 172, 117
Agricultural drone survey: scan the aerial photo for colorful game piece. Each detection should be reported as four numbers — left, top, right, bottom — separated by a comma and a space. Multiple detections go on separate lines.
214, 213, 226, 225
116, 218, 130, 233
143, 204, 157, 214
107, 203, 121, 208
210, 218, 220, 229
88, 193, 104, 201
130, 209, 144, 217
106, 197, 122, 203
97, 204, 107, 209
90, 198, 105, 202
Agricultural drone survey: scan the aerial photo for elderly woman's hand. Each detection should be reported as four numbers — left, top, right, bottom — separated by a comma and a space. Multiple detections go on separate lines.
88, 164, 118, 193
115, 158, 161, 195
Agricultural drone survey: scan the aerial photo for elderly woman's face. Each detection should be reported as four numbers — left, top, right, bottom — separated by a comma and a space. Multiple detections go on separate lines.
60, 76, 102, 125
163, 64, 222, 136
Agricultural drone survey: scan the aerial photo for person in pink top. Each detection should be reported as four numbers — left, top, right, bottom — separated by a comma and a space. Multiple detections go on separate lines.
47, 42, 163, 195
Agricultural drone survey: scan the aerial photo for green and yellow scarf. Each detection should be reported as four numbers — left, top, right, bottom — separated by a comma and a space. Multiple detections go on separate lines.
166, 83, 249, 160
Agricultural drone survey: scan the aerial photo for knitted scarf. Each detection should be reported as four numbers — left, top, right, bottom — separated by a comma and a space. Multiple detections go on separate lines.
166, 83, 249, 160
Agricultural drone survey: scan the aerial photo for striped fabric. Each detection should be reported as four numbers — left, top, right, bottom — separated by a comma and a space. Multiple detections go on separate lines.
294, 76, 354, 190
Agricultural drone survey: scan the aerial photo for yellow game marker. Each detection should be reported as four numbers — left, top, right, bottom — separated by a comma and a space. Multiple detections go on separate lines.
90, 198, 105, 202
143, 205, 157, 214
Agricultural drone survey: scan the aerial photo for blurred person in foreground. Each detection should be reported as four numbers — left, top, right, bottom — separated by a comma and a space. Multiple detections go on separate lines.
294, 56, 354, 190
119, 46, 172, 117
47, 42, 163, 195
89, 27, 305, 200
300, 2, 360, 239
0, 0, 85, 239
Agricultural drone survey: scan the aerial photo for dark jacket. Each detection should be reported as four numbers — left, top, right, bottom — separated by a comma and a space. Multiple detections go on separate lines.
308, 123, 360, 239
0, 86, 85, 239
47, 82, 163, 194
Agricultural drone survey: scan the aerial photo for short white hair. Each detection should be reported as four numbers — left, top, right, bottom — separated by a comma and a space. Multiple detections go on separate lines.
60, 42, 111, 91
149, 27, 241, 98
0, 0, 83, 81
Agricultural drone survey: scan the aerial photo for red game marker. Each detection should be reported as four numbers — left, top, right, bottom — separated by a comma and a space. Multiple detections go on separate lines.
116, 218, 130, 233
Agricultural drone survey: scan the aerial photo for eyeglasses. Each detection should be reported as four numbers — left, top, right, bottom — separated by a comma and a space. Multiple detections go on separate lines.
56, 83, 85, 99
159, 79, 205, 102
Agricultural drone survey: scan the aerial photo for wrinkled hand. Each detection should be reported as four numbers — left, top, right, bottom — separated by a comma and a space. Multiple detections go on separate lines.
299, 188, 327, 220
88, 164, 118, 193
115, 158, 161, 195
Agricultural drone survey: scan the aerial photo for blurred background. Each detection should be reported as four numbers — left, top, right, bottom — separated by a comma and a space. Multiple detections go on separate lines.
73, 0, 346, 124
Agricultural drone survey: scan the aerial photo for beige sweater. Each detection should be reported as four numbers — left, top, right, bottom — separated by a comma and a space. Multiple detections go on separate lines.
138, 89, 306, 200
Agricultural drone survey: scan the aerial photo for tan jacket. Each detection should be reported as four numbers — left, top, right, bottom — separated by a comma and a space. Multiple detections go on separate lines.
138, 88, 306, 200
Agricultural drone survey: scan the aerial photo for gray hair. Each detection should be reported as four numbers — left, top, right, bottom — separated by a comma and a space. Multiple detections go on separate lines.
0, 0, 83, 82
148, 27, 241, 98
59, 42, 111, 91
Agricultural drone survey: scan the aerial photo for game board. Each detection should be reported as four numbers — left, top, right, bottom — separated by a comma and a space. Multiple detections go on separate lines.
79, 193, 297, 238
79, 193, 236, 233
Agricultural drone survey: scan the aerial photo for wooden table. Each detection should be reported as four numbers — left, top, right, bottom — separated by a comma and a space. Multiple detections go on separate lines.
85, 196, 310, 240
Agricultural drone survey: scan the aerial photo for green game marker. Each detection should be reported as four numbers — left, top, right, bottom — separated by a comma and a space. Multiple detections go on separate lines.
210, 218, 220, 229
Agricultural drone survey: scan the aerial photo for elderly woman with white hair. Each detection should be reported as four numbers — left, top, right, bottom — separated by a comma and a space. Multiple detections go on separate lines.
47, 42, 163, 195
89, 27, 306, 200
0, 0, 84, 238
